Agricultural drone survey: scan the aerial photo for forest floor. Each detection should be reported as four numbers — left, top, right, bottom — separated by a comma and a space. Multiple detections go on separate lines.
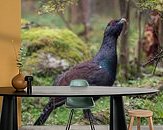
21, 73, 163, 126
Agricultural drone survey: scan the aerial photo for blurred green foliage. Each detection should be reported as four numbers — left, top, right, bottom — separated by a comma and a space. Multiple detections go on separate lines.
138, 0, 163, 18
22, 96, 110, 125
38, 0, 77, 14
126, 92, 163, 125
21, 3, 163, 125
22, 78, 163, 125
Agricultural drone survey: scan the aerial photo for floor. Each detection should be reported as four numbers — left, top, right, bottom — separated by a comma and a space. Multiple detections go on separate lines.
20, 125, 163, 130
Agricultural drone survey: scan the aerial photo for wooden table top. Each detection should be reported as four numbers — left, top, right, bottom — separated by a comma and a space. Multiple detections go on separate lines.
0, 86, 158, 97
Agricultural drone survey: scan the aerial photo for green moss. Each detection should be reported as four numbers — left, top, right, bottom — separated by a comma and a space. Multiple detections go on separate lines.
22, 27, 90, 59
22, 26, 91, 85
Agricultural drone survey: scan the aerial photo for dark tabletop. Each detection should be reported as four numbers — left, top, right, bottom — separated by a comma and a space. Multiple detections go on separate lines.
0, 86, 158, 97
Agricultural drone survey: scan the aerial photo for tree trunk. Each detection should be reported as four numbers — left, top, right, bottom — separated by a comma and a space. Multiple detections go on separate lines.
158, 16, 163, 67
69, 0, 91, 41
119, 0, 130, 80
22, 0, 36, 14
69, 4, 78, 24
119, 0, 126, 17
59, 13, 72, 30
137, 11, 142, 75
159, 18, 163, 47
80, 0, 91, 41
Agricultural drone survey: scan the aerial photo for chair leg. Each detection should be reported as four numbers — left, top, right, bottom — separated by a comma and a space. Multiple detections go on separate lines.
137, 117, 141, 130
87, 109, 95, 130
83, 109, 98, 124
148, 116, 154, 130
66, 109, 74, 130
128, 116, 134, 130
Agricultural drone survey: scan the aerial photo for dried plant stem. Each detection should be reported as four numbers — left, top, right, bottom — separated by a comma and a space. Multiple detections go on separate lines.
11, 40, 18, 61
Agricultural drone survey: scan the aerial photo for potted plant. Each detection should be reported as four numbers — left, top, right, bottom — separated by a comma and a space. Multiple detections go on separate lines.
11, 40, 27, 91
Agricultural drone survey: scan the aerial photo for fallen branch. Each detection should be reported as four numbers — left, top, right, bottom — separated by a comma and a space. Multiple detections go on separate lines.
142, 49, 163, 67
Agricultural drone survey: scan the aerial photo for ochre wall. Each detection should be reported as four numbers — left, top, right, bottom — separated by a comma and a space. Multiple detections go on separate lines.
0, 0, 21, 126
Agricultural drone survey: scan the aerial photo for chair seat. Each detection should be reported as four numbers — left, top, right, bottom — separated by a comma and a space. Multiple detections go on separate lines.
128, 109, 153, 117
65, 97, 95, 109
128, 109, 154, 130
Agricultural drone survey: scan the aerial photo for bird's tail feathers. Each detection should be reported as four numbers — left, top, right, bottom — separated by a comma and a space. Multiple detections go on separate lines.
34, 97, 66, 125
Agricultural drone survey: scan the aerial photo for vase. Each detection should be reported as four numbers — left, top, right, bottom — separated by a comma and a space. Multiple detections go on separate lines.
12, 72, 27, 91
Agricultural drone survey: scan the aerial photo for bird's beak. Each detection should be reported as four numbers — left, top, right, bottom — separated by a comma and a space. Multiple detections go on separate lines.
119, 18, 127, 23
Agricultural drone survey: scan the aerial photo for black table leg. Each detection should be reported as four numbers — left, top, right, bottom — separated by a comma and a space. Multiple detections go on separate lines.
13, 96, 18, 130
0, 96, 18, 130
110, 96, 127, 130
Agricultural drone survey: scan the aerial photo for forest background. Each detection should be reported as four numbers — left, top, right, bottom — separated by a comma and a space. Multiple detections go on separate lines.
20, 0, 163, 126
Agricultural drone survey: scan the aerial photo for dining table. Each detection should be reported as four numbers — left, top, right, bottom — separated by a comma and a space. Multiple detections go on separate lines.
0, 86, 158, 130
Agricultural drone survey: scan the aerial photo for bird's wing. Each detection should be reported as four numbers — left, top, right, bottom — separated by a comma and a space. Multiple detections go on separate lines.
55, 61, 114, 86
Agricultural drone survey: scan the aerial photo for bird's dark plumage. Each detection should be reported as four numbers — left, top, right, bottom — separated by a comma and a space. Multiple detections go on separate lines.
34, 18, 126, 125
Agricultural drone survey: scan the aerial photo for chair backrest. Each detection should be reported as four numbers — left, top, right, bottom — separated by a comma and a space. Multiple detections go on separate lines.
66, 79, 94, 108
70, 79, 89, 87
